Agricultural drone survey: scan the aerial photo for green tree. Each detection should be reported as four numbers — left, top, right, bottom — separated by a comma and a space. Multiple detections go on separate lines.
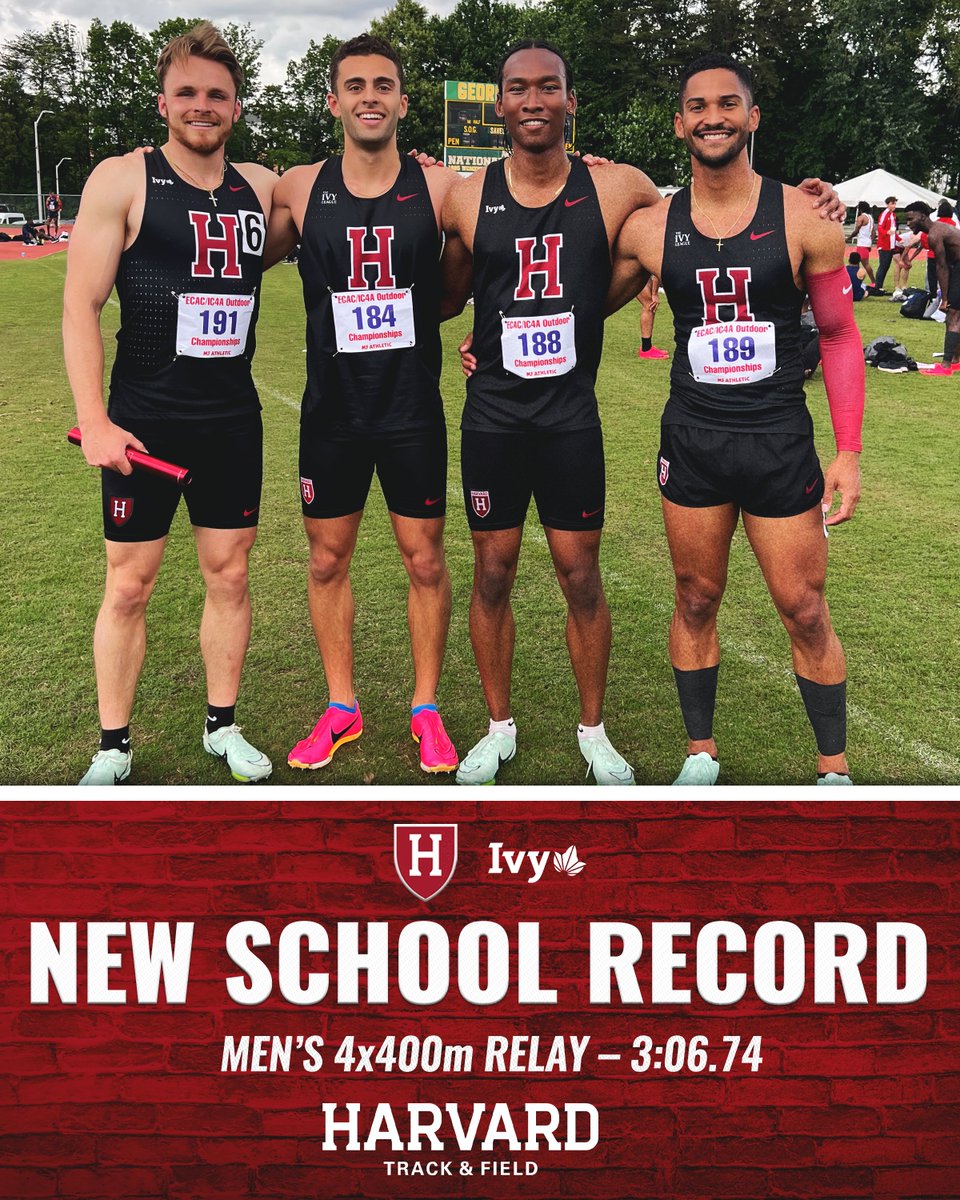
284, 35, 342, 161
371, 0, 446, 154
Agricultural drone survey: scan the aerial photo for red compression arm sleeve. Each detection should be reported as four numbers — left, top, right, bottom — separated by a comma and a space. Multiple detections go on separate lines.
806, 266, 864, 453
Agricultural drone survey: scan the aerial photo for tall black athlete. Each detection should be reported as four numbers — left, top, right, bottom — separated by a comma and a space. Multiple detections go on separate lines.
442, 40, 665, 786
64, 22, 279, 786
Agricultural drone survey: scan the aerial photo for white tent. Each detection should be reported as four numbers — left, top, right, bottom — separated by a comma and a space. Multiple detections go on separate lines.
835, 168, 953, 209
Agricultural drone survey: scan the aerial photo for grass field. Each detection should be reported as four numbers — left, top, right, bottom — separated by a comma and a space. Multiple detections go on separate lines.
1, 250, 957, 787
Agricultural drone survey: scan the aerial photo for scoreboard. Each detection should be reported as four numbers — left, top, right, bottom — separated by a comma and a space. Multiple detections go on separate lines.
444, 81, 505, 172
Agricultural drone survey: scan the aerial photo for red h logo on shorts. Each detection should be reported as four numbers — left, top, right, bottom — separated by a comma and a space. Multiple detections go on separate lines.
696, 267, 754, 323
470, 490, 491, 518
514, 235, 563, 300
346, 226, 396, 289
189, 212, 241, 278
111, 498, 133, 526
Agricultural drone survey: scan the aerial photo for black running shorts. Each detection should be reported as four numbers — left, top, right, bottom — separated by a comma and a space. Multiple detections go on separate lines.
657, 424, 823, 518
461, 426, 605, 531
101, 413, 262, 542
298, 425, 447, 519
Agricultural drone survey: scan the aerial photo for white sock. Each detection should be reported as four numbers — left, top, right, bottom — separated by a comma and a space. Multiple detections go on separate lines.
489, 717, 517, 737
578, 721, 605, 739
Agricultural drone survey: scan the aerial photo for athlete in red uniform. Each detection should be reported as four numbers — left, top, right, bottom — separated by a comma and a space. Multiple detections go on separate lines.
65, 23, 279, 785
608, 53, 863, 785
267, 36, 462, 775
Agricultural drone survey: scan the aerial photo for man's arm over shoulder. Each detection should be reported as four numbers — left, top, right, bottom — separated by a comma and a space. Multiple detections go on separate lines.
440, 169, 483, 320
264, 162, 318, 269
422, 161, 462, 230
605, 200, 667, 315
63, 156, 148, 473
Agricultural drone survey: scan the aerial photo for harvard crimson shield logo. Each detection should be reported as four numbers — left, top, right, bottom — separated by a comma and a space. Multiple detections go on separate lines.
471, 490, 491, 518
394, 824, 458, 902
300, 477, 315, 505
659, 457, 670, 486
110, 497, 133, 526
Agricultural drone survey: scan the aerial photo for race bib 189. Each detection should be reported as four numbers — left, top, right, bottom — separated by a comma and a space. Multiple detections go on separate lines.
500, 311, 576, 380
332, 288, 415, 353
176, 293, 255, 359
687, 320, 777, 385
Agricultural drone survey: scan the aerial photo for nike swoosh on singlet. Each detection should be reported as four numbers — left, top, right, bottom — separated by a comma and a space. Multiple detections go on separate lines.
229, 185, 246, 192
397, 193, 419, 202
750, 229, 775, 240
565, 196, 587, 207
842, 285, 853, 294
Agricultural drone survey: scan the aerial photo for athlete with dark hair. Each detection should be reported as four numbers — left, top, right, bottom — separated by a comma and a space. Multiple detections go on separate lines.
267, 34, 462, 775
903, 201, 960, 376
65, 21, 278, 785
607, 52, 863, 785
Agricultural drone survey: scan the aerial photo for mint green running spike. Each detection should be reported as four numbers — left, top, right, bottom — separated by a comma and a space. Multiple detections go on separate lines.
456, 731, 516, 785
579, 734, 635, 785
203, 724, 272, 783
673, 751, 720, 786
817, 771, 853, 786
78, 747, 132, 786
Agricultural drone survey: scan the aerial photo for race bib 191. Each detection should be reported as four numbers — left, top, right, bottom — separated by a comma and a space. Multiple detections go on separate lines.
687, 320, 777, 385
332, 288, 416, 353
176, 293, 255, 359
500, 311, 576, 380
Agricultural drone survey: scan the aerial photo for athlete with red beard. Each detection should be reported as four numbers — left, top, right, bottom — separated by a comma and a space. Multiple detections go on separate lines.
65, 22, 278, 786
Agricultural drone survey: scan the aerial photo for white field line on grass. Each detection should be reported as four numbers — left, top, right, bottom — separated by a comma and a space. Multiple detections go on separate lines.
29, 253, 119, 306
634, 592, 960, 781
257, 382, 300, 413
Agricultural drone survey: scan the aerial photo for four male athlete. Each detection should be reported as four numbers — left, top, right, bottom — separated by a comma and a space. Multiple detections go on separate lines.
67, 27, 857, 786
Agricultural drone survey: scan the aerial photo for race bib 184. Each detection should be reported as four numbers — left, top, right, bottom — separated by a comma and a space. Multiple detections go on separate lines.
687, 319, 777, 385
501, 311, 576, 380
176, 293, 255, 359
332, 288, 416, 353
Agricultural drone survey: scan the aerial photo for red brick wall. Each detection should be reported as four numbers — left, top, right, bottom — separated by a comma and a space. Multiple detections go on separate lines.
0, 800, 957, 1199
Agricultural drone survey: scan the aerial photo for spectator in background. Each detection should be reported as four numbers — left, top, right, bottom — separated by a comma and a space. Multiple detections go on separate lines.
846, 250, 867, 301
852, 200, 877, 289
636, 274, 668, 360
873, 195, 897, 293
45, 191, 62, 236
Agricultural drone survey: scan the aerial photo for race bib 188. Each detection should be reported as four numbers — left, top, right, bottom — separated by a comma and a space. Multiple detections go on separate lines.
500, 311, 576, 380
176, 293, 255, 359
332, 288, 416, 353
687, 320, 777, 385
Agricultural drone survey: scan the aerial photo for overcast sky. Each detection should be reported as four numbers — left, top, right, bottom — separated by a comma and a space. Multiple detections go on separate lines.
1, 0, 464, 86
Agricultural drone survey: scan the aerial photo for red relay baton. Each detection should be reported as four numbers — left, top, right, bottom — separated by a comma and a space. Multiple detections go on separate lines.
67, 427, 192, 486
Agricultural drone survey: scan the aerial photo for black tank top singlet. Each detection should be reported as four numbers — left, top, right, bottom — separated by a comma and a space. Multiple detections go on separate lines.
660, 177, 808, 432
463, 157, 610, 433
297, 156, 443, 437
110, 149, 265, 422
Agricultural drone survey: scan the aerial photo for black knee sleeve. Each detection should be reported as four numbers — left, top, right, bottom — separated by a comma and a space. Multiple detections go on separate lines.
673, 665, 719, 741
795, 675, 846, 756
943, 329, 960, 366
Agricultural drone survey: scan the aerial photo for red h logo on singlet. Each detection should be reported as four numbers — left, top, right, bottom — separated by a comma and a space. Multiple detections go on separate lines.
514, 234, 563, 300
189, 212, 241, 278
696, 267, 754, 324
346, 226, 396, 289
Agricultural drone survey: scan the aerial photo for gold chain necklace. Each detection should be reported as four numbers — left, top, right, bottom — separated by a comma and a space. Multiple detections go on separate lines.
167, 155, 226, 207
505, 156, 570, 207
691, 172, 758, 252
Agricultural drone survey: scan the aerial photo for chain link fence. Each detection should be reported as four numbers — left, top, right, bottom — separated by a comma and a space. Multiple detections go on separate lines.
0, 193, 81, 222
